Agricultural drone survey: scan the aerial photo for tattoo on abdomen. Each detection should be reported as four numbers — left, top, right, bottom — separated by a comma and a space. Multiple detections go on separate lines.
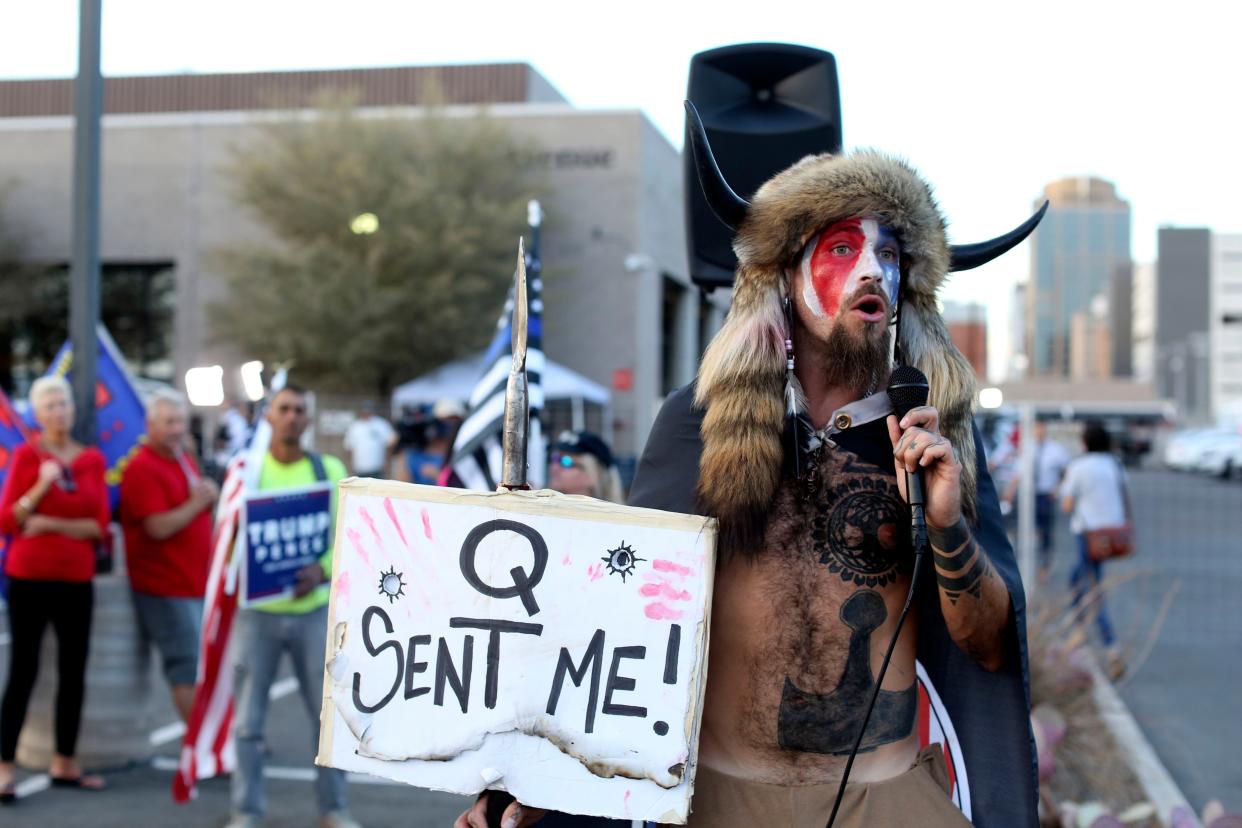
777, 590, 916, 755
933, 536, 993, 604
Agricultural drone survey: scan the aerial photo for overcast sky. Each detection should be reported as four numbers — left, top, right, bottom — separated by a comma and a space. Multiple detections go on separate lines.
3, 0, 1238, 379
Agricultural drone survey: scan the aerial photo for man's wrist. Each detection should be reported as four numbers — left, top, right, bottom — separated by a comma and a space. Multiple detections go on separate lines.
928, 517, 970, 551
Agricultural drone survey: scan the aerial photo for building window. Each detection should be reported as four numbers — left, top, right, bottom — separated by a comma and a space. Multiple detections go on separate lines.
0, 262, 175, 394
698, 293, 715, 360
661, 276, 686, 396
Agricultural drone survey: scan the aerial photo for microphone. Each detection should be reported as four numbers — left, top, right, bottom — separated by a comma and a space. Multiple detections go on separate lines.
886, 366, 930, 555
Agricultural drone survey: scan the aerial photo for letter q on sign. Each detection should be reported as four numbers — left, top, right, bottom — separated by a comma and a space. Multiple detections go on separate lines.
458, 519, 549, 617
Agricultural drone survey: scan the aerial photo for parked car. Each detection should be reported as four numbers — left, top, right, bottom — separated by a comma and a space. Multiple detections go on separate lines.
1163, 428, 1217, 471
1195, 433, 1242, 478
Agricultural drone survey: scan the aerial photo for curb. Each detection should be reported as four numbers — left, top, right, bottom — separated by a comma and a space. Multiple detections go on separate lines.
1086, 657, 1201, 827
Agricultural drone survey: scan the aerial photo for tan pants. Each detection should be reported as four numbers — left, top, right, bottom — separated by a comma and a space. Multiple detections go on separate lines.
683, 745, 970, 828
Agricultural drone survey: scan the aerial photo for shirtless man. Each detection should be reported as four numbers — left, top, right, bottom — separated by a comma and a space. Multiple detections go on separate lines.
682, 212, 1009, 826
456, 114, 1041, 828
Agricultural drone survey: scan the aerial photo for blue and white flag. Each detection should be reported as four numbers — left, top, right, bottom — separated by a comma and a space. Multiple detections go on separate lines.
449, 201, 546, 490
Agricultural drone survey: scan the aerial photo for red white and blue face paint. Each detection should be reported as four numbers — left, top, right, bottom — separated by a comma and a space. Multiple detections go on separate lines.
798, 218, 901, 320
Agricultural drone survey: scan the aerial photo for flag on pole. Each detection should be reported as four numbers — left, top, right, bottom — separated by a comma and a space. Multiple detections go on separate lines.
173, 368, 285, 802
449, 201, 546, 490
43, 324, 147, 508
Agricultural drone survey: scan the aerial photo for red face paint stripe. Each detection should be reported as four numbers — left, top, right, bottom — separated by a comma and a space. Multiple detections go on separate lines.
809, 219, 866, 317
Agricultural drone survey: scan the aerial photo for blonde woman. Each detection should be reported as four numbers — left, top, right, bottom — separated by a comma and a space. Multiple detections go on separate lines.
547, 431, 623, 503
0, 376, 110, 801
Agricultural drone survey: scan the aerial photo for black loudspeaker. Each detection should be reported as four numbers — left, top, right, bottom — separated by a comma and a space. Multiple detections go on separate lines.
685, 43, 843, 291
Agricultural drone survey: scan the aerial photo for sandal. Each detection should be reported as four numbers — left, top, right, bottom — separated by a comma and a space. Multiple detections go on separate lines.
49, 774, 106, 792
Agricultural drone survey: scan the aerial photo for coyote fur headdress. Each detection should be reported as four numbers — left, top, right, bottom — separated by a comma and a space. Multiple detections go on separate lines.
685, 102, 1045, 556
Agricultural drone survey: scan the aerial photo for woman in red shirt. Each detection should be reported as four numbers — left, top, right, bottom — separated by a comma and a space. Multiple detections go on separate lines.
0, 376, 109, 802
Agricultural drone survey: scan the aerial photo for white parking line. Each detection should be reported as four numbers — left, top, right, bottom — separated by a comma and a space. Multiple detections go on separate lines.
9, 675, 308, 802
145, 674, 401, 786
14, 774, 49, 798
147, 676, 298, 748
148, 720, 186, 747
149, 755, 400, 786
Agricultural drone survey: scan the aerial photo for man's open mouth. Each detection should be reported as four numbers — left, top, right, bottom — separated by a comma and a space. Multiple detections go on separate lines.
850, 295, 888, 320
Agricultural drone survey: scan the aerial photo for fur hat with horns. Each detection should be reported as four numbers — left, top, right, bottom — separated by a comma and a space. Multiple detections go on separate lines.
685, 102, 1045, 555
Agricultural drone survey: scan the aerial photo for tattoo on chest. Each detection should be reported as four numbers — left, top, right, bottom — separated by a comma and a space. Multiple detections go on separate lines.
801, 452, 909, 588
777, 590, 916, 755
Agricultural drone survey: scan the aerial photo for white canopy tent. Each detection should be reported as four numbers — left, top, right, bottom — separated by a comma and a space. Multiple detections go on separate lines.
391, 352, 611, 434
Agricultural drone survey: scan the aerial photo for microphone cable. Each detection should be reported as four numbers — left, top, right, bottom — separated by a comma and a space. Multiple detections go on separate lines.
823, 535, 926, 828
825, 366, 931, 828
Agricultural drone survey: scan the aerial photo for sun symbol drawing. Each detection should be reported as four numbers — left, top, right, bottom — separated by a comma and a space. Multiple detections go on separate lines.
601, 541, 644, 582
377, 566, 406, 603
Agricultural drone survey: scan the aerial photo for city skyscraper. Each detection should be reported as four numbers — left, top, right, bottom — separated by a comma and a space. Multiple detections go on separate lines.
1024, 176, 1131, 378
1131, 262, 1156, 382
1156, 228, 1211, 421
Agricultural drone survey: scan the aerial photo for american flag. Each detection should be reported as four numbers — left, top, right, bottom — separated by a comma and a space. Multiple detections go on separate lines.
916, 660, 971, 819
173, 371, 283, 802
449, 201, 546, 490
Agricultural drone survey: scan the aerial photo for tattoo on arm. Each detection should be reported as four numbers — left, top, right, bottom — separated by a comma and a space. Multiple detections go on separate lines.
929, 521, 994, 604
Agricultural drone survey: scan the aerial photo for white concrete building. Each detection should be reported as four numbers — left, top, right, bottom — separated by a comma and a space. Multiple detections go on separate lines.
1210, 234, 1242, 422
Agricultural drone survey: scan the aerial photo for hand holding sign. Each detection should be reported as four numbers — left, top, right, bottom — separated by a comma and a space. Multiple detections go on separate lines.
455, 793, 547, 828
293, 562, 327, 598
317, 480, 715, 824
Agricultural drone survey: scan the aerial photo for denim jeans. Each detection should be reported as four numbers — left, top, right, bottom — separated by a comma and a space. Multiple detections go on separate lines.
1034, 492, 1055, 569
231, 605, 346, 817
1070, 533, 1116, 647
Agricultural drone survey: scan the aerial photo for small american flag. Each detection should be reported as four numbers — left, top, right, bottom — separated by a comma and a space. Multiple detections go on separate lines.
173, 371, 283, 802
172, 452, 245, 801
448, 201, 546, 490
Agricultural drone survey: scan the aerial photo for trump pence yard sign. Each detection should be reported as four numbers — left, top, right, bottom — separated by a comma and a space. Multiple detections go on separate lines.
316, 479, 716, 824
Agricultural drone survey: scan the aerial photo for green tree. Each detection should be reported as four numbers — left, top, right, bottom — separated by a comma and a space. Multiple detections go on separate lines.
210, 104, 546, 395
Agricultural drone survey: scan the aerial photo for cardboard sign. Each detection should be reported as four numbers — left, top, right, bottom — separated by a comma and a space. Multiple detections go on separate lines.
316, 480, 716, 824
241, 482, 333, 606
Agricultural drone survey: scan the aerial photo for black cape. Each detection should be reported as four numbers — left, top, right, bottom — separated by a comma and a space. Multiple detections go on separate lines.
624, 385, 1038, 828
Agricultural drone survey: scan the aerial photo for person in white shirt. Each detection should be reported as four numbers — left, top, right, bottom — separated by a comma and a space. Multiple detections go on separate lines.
213, 400, 251, 468
342, 402, 396, 478
1060, 421, 1126, 654
1001, 420, 1070, 578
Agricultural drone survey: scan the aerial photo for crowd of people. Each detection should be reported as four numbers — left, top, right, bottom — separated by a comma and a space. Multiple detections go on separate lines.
0, 375, 621, 824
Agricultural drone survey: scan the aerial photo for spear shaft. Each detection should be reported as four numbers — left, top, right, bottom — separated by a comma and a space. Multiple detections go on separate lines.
499, 238, 529, 490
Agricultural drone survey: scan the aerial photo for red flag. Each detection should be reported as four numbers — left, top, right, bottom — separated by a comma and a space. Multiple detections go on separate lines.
172, 455, 247, 802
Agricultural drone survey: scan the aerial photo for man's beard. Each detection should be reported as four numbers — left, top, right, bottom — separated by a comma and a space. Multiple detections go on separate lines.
808, 292, 892, 393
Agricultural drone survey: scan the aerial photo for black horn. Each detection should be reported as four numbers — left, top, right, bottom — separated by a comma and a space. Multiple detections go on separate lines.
684, 100, 751, 231
949, 201, 1049, 271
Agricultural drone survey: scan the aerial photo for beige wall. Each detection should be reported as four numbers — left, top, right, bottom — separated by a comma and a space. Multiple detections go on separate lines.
0, 104, 693, 460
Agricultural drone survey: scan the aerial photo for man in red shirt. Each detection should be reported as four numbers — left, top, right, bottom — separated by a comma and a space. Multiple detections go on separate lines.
120, 389, 218, 721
